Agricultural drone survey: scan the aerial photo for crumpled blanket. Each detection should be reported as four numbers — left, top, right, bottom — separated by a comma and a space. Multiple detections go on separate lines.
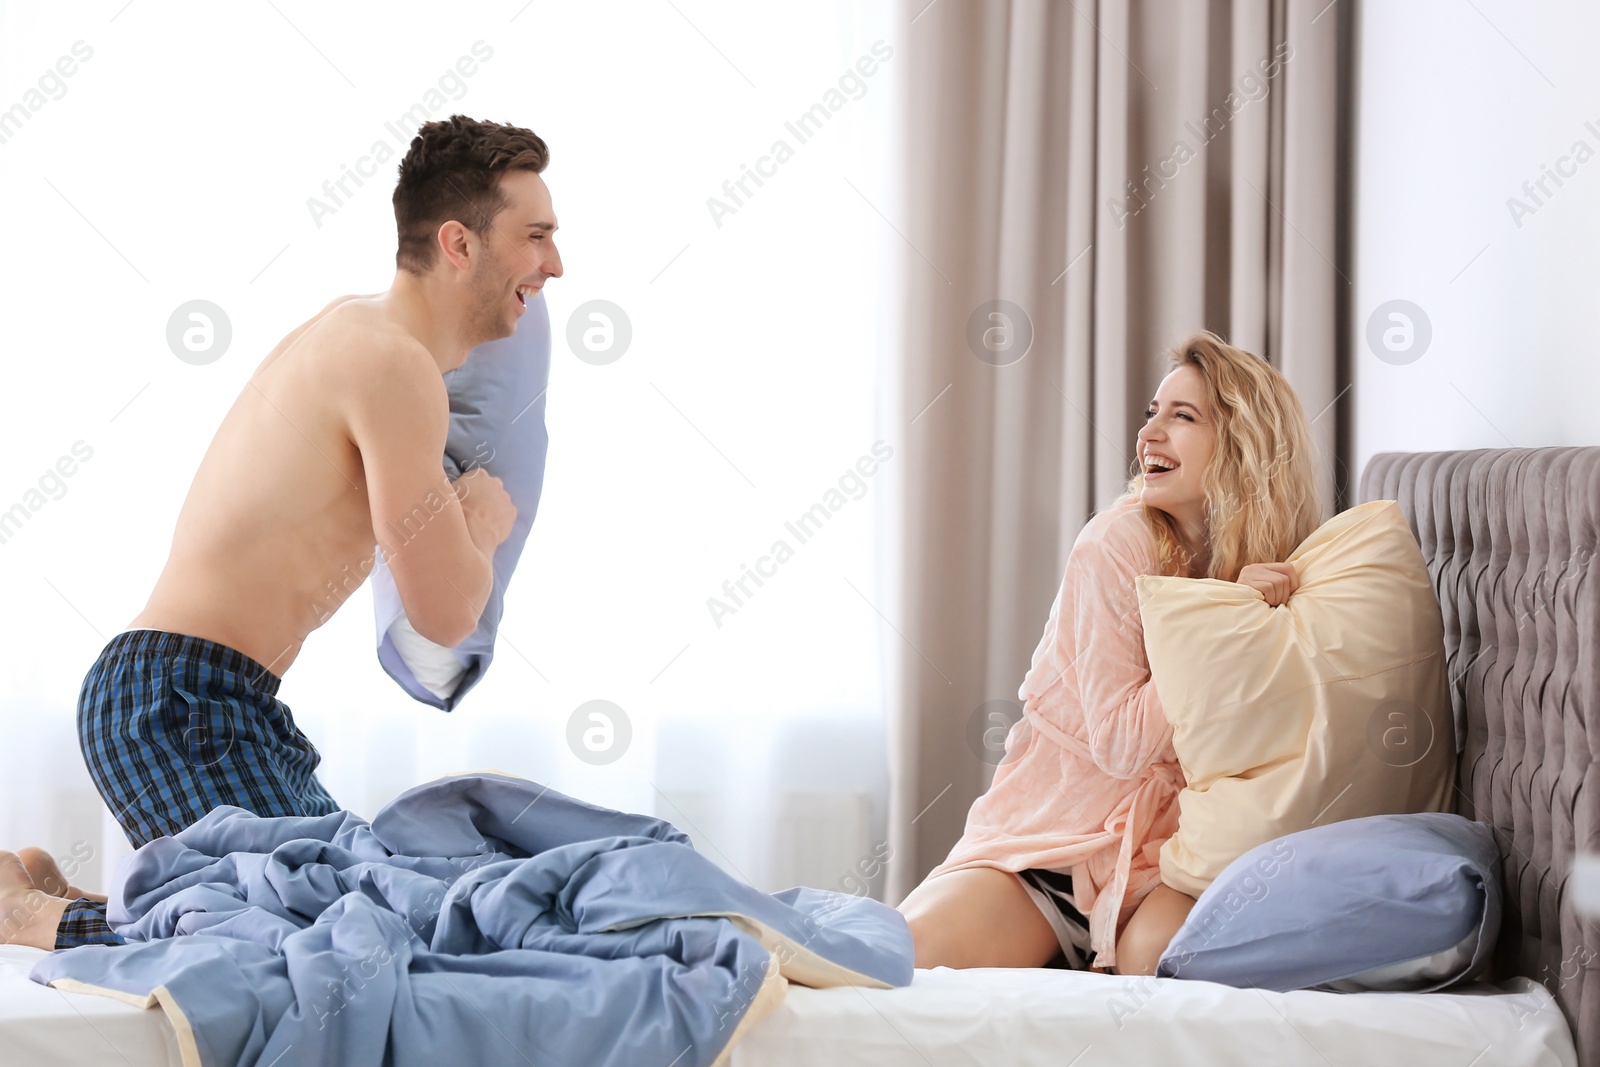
32, 773, 913, 1067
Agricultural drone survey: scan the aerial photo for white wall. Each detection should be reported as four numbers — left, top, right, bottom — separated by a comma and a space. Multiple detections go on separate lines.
1353, 0, 1600, 477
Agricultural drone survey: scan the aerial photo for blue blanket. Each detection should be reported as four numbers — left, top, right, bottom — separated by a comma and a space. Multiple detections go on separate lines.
32, 774, 913, 1067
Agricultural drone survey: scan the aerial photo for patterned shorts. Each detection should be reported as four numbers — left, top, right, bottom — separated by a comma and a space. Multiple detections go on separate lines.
64, 628, 342, 949
77, 628, 341, 849
55, 898, 124, 950
1017, 867, 1095, 970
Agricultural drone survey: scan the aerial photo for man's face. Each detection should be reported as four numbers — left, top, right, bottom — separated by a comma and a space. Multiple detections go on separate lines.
464, 169, 563, 343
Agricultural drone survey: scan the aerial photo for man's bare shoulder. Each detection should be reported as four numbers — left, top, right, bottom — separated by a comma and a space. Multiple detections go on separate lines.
314, 298, 430, 363
283, 299, 439, 400
306, 304, 447, 448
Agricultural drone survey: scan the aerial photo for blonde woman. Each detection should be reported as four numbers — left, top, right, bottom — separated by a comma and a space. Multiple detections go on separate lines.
898, 330, 1325, 975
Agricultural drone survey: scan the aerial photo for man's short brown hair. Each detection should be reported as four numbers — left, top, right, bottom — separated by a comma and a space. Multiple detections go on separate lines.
392, 115, 548, 274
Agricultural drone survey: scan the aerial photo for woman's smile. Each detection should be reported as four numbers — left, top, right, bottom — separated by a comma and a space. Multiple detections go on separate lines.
1136, 364, 1217, 559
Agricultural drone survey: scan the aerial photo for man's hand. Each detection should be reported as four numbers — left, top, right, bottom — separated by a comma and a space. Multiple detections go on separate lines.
453, 468, 517, 555
1236, 562, 1298, 606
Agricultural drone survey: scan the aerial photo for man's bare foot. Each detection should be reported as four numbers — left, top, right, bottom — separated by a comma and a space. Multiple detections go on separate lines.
0, 851, 70, 951
16, 847, 104, 903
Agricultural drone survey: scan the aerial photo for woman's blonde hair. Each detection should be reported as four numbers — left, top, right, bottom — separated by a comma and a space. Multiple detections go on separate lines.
1117, 330, 1325, 581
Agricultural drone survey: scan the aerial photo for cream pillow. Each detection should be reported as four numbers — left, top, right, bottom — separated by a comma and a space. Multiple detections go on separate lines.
1137, 500, 1456, 899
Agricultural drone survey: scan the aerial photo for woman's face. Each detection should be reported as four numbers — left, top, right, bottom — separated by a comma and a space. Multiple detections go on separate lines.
1137, 364, 1217, 539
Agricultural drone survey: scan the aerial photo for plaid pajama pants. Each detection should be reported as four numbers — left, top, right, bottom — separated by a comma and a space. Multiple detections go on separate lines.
60, 628, 341, 950
54, 898, 123, 948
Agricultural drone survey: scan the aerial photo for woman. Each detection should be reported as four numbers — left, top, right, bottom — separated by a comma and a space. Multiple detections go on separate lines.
898, 330, 1324, 975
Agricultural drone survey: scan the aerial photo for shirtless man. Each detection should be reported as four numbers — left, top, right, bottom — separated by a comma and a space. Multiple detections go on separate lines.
0, 115, 560, 952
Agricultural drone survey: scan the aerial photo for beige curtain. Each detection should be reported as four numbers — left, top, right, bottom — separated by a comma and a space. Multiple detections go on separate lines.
886, 0, 1352, 901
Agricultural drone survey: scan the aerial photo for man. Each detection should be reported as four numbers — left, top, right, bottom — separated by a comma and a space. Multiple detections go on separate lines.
0, 115, 560, 952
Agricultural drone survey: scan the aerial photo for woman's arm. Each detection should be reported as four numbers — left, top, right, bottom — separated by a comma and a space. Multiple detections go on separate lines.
1029, 533, 1175, 780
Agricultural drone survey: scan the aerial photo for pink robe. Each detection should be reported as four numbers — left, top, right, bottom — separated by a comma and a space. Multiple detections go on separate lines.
929, 495, 1185, 969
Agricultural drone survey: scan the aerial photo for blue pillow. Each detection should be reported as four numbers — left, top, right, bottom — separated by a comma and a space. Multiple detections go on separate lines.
1157, 812, 1500, 992
369, 292, 551, 710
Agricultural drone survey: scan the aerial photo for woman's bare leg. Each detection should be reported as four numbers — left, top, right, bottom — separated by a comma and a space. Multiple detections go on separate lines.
1113, 883, 1195, 976
17, 847, 105, 903
898, 867, 1061, 969
0, 851, 70, 950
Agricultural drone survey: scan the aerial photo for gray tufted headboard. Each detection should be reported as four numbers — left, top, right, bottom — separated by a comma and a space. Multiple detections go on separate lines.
1359, 447, 1598, 1059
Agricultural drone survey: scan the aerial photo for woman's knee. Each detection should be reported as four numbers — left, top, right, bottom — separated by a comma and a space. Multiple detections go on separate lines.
898, 867, 1058, 970
897, 880, 955, 968
901, 906, 948, 969
1115, 884, 1195, 976
1114, 919, 1164, 976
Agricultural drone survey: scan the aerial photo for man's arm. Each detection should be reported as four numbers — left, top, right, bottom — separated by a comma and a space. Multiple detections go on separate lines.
346, 338, 493, 647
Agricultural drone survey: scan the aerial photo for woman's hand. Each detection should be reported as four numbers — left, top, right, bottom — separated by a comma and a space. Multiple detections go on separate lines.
1235, 562, 1299, 606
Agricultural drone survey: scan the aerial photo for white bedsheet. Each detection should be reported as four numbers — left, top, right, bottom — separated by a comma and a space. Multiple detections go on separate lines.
0, 947, 180, 1067
3, 947, 1577, 1067
733, 967, 1579, 1067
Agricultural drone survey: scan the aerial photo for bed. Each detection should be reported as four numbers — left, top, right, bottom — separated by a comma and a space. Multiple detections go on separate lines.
3, 446, 1592, 1066
1, 944, 1574, 1067
1359, 446, 1598, 1055
741, 445, 1596, 1065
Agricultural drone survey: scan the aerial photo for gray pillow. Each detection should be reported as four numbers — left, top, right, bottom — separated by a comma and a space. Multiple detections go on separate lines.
1157, 812, 1500, 992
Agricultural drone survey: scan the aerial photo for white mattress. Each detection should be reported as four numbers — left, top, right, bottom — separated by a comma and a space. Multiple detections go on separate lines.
4, 947, 1577, 1067
731, 967, 1579, 1067
0, 947, 182, 1066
